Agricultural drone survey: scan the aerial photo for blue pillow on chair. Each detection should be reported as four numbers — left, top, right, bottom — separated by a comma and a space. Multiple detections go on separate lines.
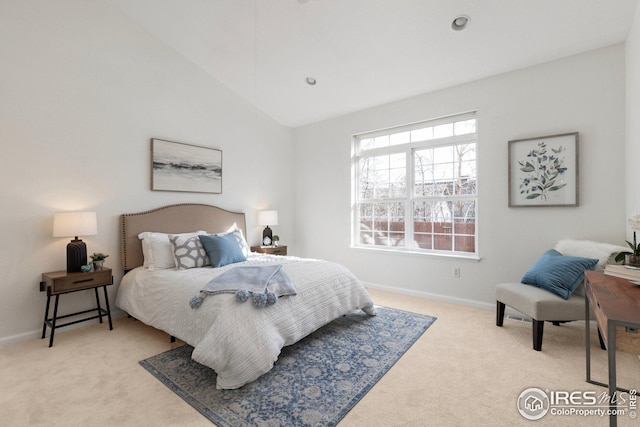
521, 249, 598, 299
199, 233, 247, 268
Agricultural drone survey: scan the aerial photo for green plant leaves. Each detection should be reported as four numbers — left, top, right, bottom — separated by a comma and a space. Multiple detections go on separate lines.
517, 142, 567, 201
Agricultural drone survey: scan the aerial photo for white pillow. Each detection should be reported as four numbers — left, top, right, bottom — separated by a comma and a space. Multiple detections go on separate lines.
138, 231, 206, 270
554, 239, 627, 271
215, 227, 251, 258
554, 239, 628, 296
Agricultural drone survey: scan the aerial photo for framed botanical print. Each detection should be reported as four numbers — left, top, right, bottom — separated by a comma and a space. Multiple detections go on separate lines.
508, 132, 578, 207
151, 138, 222, 194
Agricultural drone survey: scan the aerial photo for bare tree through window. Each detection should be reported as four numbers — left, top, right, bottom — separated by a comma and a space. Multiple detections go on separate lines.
354, 114, 477, 255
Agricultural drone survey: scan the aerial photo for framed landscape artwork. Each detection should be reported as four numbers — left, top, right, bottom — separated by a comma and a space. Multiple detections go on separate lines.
508, 132, 578, 207
151, 138, 222, 194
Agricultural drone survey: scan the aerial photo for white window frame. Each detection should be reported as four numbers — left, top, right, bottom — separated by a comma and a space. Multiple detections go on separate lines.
351, 112, 478, 259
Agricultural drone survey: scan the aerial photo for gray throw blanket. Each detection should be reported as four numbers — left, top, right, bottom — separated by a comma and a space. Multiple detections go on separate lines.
189, 265, 296, 309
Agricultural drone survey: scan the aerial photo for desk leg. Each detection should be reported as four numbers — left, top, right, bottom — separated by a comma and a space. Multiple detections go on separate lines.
585, 296, 592, 383
42, 294, 51, 339
94, 288, 103, 324
102, 285, 113, 330
48, 295, 60, 348
608, 321, 617, 427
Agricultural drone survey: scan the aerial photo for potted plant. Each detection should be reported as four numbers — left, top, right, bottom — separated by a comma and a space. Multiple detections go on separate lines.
272, 235, 280, 247
615, 214, 640, 267
90, 252, 109, 271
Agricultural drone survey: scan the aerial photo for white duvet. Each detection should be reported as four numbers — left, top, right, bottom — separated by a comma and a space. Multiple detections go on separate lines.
116, 254, 376, 389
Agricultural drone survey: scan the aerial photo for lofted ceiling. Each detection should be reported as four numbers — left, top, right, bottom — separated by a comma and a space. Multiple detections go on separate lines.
108, 0, 638, 127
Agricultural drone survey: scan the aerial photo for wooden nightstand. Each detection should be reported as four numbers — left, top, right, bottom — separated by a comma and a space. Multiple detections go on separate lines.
40, 268, 114, 347
251, 245, 287, 256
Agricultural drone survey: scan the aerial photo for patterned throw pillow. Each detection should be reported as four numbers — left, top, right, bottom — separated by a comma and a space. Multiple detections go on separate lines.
138, 231, 205, 270
169, 234, 210, 270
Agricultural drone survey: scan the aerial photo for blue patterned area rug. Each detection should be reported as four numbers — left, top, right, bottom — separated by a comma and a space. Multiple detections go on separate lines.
140, 306, 436, 427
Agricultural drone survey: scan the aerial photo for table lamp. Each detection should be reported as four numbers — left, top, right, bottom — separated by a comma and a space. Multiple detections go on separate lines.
257, 210, 278, 246
53, 211, 98, 272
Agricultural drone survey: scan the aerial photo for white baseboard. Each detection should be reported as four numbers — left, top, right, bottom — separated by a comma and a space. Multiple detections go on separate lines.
361, 283, 613, 327
0, 330, 41, 346
362, 281, 496, 311
0, 309, 128, 347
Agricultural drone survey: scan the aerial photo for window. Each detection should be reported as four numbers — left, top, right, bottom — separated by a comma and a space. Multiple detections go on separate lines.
352, 112, 477, 257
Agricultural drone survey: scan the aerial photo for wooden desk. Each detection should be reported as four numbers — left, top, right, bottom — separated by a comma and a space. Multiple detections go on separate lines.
585, 270, 640, 426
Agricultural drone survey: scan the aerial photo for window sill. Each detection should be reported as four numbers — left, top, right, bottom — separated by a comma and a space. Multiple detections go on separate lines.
350, 245, 480, 262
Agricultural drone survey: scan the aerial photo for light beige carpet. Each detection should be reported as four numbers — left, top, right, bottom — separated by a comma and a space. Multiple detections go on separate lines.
1, 288, 638, 426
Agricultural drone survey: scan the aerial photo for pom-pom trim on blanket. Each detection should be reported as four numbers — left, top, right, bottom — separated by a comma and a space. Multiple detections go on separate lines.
189, 294, 204, 309
189, 265, 296, 310
266, 292, 278, 305
247, 291, 277, 308
191, 289, 280, 309
235, 289, 250, 302
252, 292, 268, 308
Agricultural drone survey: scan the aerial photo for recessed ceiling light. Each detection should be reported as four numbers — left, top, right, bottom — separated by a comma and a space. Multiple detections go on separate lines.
306, 77, 317, 86
451, 15, 470, 31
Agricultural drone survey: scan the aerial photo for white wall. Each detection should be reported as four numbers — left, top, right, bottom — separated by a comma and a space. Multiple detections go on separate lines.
0, 1, 633, 344
0, 0, 294, 342
627, 3, 640, 215
293, 45, 627, 308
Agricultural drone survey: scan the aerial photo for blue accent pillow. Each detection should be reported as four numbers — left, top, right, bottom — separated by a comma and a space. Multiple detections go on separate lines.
199, 234, 247, 268
521, 249, 598, 299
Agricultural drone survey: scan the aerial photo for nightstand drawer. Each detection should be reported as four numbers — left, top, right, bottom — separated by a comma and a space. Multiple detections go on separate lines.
43, 269, 112, 294
251, 245, 287, 256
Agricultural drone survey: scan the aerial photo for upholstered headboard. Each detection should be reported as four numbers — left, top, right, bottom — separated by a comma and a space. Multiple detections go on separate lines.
120, 203, 246, 272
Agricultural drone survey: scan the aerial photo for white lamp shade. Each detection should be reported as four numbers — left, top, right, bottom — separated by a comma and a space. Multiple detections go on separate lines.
257, 210, 278, 226
53, 211, 98, 238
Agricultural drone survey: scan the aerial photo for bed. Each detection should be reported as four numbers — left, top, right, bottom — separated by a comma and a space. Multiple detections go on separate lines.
116, 203, 376, 389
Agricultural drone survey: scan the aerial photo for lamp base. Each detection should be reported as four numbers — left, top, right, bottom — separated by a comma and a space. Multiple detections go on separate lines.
67, 238, 87, 272
262, 226, 273, 246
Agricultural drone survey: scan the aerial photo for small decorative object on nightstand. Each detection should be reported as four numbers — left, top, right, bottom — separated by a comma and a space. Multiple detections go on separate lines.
90, 252, 109, 271
257, 210, 278, 246
40, 267, 114, 347
251, 245, 287, 256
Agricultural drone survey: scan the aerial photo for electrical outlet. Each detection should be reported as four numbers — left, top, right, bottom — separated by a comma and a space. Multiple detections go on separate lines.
452, 267, 460, 278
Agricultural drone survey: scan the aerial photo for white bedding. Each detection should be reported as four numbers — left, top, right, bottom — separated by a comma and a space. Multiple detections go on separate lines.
116, 253, 376, 389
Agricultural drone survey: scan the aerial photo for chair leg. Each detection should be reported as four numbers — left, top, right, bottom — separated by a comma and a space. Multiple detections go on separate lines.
532, 320, 544, 351
496, 301, 505, 326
